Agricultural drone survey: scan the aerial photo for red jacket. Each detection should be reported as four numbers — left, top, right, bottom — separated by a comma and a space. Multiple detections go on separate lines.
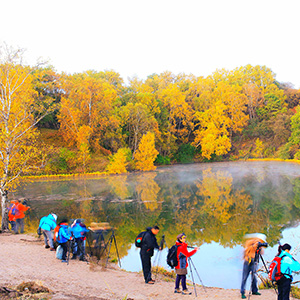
15, 202, 29, 219
175, 241, 197, 269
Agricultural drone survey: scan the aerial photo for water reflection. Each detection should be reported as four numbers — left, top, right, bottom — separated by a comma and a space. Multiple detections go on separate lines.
11, 161, 300, 288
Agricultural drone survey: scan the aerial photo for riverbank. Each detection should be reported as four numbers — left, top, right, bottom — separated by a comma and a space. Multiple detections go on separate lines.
0, 233, 276, 299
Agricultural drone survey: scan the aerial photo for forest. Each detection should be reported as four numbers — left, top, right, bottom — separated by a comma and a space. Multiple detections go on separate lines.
1, 47, 300, 178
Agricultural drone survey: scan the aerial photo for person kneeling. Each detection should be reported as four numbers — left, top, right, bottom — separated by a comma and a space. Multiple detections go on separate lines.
57, 219, 73, 263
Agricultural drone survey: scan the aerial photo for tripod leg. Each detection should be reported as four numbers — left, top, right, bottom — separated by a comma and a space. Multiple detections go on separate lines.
112, 234, 121, 268
105, 236, 113, 268
189, 258, 207, 293
188, 258, 197, 297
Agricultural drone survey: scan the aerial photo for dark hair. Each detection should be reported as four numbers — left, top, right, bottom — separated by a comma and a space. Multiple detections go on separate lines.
60, 218, 68, 224
153, 225, 160, 230
277, 243, 291, 256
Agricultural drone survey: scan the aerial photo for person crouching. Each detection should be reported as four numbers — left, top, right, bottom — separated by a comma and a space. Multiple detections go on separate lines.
57, 219, 73, 263
175, 233, 198, 295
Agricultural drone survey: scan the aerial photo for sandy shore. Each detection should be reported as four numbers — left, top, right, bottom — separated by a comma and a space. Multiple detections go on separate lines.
0, 233, 276, 299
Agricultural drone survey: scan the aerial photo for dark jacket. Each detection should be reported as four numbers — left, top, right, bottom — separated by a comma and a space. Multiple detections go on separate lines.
140, 227, 159, 257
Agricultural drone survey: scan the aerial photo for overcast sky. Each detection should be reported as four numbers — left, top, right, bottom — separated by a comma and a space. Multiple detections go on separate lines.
1, 0, 300, 87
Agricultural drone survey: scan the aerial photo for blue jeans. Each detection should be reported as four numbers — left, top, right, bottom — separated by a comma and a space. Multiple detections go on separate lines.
241, 260, 258, 295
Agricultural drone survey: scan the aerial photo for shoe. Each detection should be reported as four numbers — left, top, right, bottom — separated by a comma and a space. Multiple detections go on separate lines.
71, 256, 77, 260
241, 294, 246, 299
182, 289, 192, 295
50, 248, 55, 251
145, 280, 155, 284
79, 257, 87, 261
61, 260, 67, 263
174, 288, 181, 293
252, 292, 261, 295
45, 245, 50, 249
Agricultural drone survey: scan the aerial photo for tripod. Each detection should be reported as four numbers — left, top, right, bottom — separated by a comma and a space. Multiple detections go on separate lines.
246, 252, 277, 300
153, 235, 167, 281
188, 257, 207, 297
104, 228, 121, 268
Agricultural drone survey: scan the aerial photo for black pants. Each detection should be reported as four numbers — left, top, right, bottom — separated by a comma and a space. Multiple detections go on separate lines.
61, 242, 68, 260
140, 252, 152, 282
278, 277, 292, 300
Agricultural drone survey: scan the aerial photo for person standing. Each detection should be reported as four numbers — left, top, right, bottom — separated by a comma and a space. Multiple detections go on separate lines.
38, 213, 57, 251
8, 200, 18, 233
70, 219, 89, 261
174, 233, 198, 295
140, 226, 160, 284
240, 233, 267, 299
276, 243, 300, 300
15, 200, 30, 234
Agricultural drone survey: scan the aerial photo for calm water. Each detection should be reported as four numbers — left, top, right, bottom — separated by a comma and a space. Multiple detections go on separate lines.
11, 161, 300, 289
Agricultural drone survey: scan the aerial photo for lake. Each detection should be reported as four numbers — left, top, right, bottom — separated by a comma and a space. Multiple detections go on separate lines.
11, 160, 300, 289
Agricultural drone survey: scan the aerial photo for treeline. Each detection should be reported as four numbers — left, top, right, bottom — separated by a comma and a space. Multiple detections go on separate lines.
17, 64, 300, 174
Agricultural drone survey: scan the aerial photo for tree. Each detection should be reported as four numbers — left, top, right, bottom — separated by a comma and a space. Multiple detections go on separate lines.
134, 132, 159, 171
0, 44, 56, 230
106, 147, 131, 174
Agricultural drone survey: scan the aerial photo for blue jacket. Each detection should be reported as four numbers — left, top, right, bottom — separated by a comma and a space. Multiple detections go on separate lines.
70, 223, 89, 239
58, 224, 71, 244
279, 250, 300, 280
39, 214, 56, 231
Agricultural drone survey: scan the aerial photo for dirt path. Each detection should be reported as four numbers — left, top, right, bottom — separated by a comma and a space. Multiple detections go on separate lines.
0, 234, 276, 299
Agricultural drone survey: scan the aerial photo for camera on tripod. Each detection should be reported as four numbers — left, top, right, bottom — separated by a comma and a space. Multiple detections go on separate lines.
257, 242, 268, 248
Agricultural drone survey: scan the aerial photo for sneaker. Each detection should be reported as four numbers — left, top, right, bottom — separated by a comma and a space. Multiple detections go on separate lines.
61, 260, 67, 263
71, 256, 77, 260
182, 289, 192, 295
145, 280, 155, 284
252, 292, 261, 295
241, 294, 246, 299
50, 248, 55, 251
45, 245, 50, 249
174, 288, 181, 293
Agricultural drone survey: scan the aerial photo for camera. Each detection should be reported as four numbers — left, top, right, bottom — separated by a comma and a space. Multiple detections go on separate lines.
257, 242, 268, 248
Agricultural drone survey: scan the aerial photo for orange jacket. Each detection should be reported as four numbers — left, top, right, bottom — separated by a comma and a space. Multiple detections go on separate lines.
8, 201, 17, 222
15, 202, 29, 219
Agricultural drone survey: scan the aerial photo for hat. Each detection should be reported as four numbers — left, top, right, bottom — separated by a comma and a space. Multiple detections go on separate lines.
51, 213, 57, 221
177, 233, 186, 240
244, 233, 267, 243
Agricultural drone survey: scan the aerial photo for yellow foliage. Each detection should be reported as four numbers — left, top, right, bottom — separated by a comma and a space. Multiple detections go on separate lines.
106, 148, 130, 174
134, 132, 158, 171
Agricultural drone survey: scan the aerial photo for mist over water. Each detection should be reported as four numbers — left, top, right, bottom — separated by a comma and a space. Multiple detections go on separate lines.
12, 161, 300, 288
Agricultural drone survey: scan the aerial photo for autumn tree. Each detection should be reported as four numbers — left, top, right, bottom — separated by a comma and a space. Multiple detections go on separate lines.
134, 132, 158, 171
58, 71, 124, 161
106, 147, 131, 174
0, 44, 56, 230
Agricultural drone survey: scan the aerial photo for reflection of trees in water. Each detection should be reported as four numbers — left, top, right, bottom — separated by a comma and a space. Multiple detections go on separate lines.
15, 164, 300, 254
136, 173, 160, 211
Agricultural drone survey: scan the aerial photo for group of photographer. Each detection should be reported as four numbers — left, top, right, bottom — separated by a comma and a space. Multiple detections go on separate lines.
38, 213, 88, 263
141, 228, 300, 300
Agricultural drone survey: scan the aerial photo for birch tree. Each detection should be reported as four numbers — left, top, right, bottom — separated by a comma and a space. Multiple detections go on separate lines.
0, 44, 56, 231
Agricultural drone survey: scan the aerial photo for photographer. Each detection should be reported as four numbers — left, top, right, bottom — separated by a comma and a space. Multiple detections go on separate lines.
240, 233, 268, 299
140, 226, 161, 284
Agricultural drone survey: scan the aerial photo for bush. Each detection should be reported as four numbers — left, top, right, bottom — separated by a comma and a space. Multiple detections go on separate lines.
155, 154, 171, 165
175, 144, 195, 164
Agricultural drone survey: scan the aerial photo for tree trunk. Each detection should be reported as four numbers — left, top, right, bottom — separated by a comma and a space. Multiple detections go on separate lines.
1, 191, 9, 231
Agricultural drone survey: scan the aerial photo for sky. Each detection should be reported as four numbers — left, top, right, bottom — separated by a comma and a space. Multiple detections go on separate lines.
1, 0, 300, 87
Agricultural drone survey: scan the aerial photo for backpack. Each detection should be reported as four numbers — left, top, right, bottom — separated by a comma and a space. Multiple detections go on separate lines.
167, 245, 178, 268
54, 225, 61, 242
268, 255, 287, 282
9, 204, 18, 216
135, 231, 147, 248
